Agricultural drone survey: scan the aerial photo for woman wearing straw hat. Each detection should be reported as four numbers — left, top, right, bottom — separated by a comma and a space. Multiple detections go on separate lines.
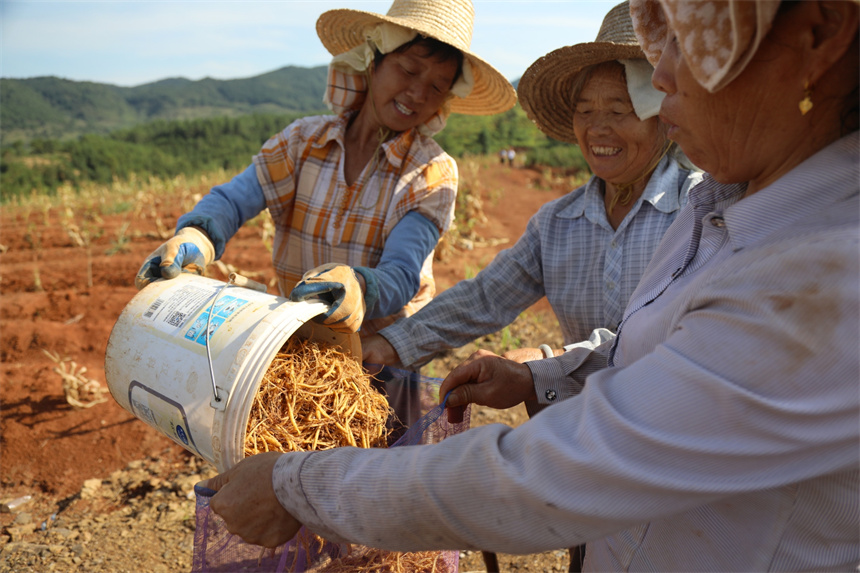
359, 4, 700, 568
135, 0, 515, 338
362, 0, 700, 419
202, 0, 858, 569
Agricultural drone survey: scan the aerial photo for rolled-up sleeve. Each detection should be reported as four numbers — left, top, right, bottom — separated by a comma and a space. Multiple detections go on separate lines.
529, 328, 616, 404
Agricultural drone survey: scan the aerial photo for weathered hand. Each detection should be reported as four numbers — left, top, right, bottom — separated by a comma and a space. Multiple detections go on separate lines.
135, 227, 215, 290
290, 263, 365, 334
439, 350, 537, 423
199, 452, 302, 548
361, 333, 400, 373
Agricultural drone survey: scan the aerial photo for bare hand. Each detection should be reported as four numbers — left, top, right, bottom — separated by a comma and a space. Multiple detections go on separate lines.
199, 452, 302, 548
501, 347, 546, 363
361, 334, 400, 374
439, 350, 537, 423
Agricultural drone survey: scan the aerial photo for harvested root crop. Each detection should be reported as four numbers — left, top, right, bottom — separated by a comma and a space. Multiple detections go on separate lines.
243, 337, 453, 573
286, 530, 452, 573
316, 546, 448, 572
245, 337, 392, 456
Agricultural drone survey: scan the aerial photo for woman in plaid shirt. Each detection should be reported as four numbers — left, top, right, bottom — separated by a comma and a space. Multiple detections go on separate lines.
135, 0, 516, 337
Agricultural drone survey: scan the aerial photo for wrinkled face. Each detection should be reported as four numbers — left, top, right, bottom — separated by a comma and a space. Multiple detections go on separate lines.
650, 16, 802, 186
573, 64, 665, 186
369, 44, 459, 132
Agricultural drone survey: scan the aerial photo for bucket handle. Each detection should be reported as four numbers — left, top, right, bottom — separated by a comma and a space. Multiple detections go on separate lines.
205, 273, 268, 405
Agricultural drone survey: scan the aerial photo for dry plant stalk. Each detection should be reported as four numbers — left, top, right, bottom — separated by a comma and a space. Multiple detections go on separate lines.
245, 338, 451, 573
42, 349, 109, 409
316, 546, 447, 572
286, 522, 450, 573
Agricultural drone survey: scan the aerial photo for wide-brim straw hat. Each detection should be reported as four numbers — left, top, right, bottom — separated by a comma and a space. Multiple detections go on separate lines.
517, 1, 644, 144
316, 0, 516, 116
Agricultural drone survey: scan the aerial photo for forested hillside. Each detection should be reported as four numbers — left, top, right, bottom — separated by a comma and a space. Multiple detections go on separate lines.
1, 106, 587, 202
1, 66, 329, 141
0, 67, 588, 202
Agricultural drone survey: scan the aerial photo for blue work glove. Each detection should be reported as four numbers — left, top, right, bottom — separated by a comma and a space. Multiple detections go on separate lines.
135, 227, 215, 290
289, 263, 366, 334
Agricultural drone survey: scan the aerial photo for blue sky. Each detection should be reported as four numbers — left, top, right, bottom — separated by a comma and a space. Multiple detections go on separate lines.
1, 1, 617, 86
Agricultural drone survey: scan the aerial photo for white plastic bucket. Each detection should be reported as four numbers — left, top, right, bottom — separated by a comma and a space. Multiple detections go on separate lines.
104, 273, 360, 472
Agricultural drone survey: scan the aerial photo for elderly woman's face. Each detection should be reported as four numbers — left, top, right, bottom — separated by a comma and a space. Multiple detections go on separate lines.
573, 65, 665, 186
651, 18, 805, 185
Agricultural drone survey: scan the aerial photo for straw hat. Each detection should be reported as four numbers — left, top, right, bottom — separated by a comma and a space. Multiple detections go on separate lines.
316, 0, 516, 116
517, 1, 645, 144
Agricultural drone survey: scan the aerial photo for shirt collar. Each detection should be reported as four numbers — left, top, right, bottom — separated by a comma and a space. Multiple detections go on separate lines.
719, 132, 860, 251
315, 111, 417, 169
561, 154, 686, 219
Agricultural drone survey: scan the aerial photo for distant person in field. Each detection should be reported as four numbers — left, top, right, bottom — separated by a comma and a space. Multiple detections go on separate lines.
135, 0, 515, 340
507, 146, 516, 166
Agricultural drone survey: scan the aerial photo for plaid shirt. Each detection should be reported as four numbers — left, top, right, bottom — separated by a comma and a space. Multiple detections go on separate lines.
253, 112, 457, 334
382, 155, 703, 367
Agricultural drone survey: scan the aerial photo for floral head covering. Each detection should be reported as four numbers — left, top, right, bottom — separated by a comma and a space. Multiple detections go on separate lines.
629, 0, 781, 92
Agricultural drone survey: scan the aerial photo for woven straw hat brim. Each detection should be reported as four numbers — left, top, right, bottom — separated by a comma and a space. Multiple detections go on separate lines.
518, 41, 645, 144
317, 8, 516, 116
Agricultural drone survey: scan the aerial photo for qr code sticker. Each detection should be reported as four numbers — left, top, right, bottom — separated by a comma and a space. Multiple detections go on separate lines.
166, 311, 187, 327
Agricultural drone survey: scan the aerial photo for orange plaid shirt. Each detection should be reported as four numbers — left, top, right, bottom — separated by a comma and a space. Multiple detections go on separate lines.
252, 112, 458, 334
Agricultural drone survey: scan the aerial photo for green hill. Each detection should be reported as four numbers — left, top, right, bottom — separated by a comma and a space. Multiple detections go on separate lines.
0, 68, 590, 202
0, 66, 329, 142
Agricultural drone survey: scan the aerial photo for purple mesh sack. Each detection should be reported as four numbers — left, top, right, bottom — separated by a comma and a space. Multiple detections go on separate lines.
192, 366, 471, 573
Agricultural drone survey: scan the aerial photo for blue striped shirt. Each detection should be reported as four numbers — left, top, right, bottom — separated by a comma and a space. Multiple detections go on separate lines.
381, 155, 702, 368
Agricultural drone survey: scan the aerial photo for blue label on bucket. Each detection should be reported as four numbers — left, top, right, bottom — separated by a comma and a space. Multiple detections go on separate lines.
175, 424, 189, 445
184, 296, 249, 346
128, 381, 201, 457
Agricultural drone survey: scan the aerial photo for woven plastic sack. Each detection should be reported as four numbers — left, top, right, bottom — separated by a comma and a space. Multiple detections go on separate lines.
192, 366, 471, 573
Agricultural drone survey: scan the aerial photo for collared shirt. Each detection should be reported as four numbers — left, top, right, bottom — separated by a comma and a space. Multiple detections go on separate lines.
272, 133, 859, 572
381, 155, 702, 368
253, 112, 458, 333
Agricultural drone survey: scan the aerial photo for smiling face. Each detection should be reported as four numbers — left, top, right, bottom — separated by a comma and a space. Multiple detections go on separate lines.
572, 62, 666, 186
368, 42, 460, 133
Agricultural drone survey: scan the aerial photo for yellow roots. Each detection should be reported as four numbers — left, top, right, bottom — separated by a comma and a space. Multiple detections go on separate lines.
244, 337, 391, 456
244, 338, 452, 573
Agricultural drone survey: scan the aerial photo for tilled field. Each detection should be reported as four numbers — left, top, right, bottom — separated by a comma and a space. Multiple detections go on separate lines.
1, 160, 573, 572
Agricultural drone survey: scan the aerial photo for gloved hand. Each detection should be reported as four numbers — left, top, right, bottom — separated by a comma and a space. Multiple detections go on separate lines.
289, 263, 366, 334
135, 226, 215, 290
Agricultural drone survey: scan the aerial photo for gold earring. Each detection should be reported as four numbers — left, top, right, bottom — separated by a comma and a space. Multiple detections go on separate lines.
799, 80, 813, 116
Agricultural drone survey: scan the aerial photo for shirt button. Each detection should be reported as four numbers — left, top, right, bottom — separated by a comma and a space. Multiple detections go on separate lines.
611, 240, 618, 248
545, 389, 557, 401
606, 281, 615, 290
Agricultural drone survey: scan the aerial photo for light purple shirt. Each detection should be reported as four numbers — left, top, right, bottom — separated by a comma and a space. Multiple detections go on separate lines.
272, 133, 859, 571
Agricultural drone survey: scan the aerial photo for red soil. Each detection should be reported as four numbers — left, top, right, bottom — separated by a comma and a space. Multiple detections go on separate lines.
0, 161, 572, 501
